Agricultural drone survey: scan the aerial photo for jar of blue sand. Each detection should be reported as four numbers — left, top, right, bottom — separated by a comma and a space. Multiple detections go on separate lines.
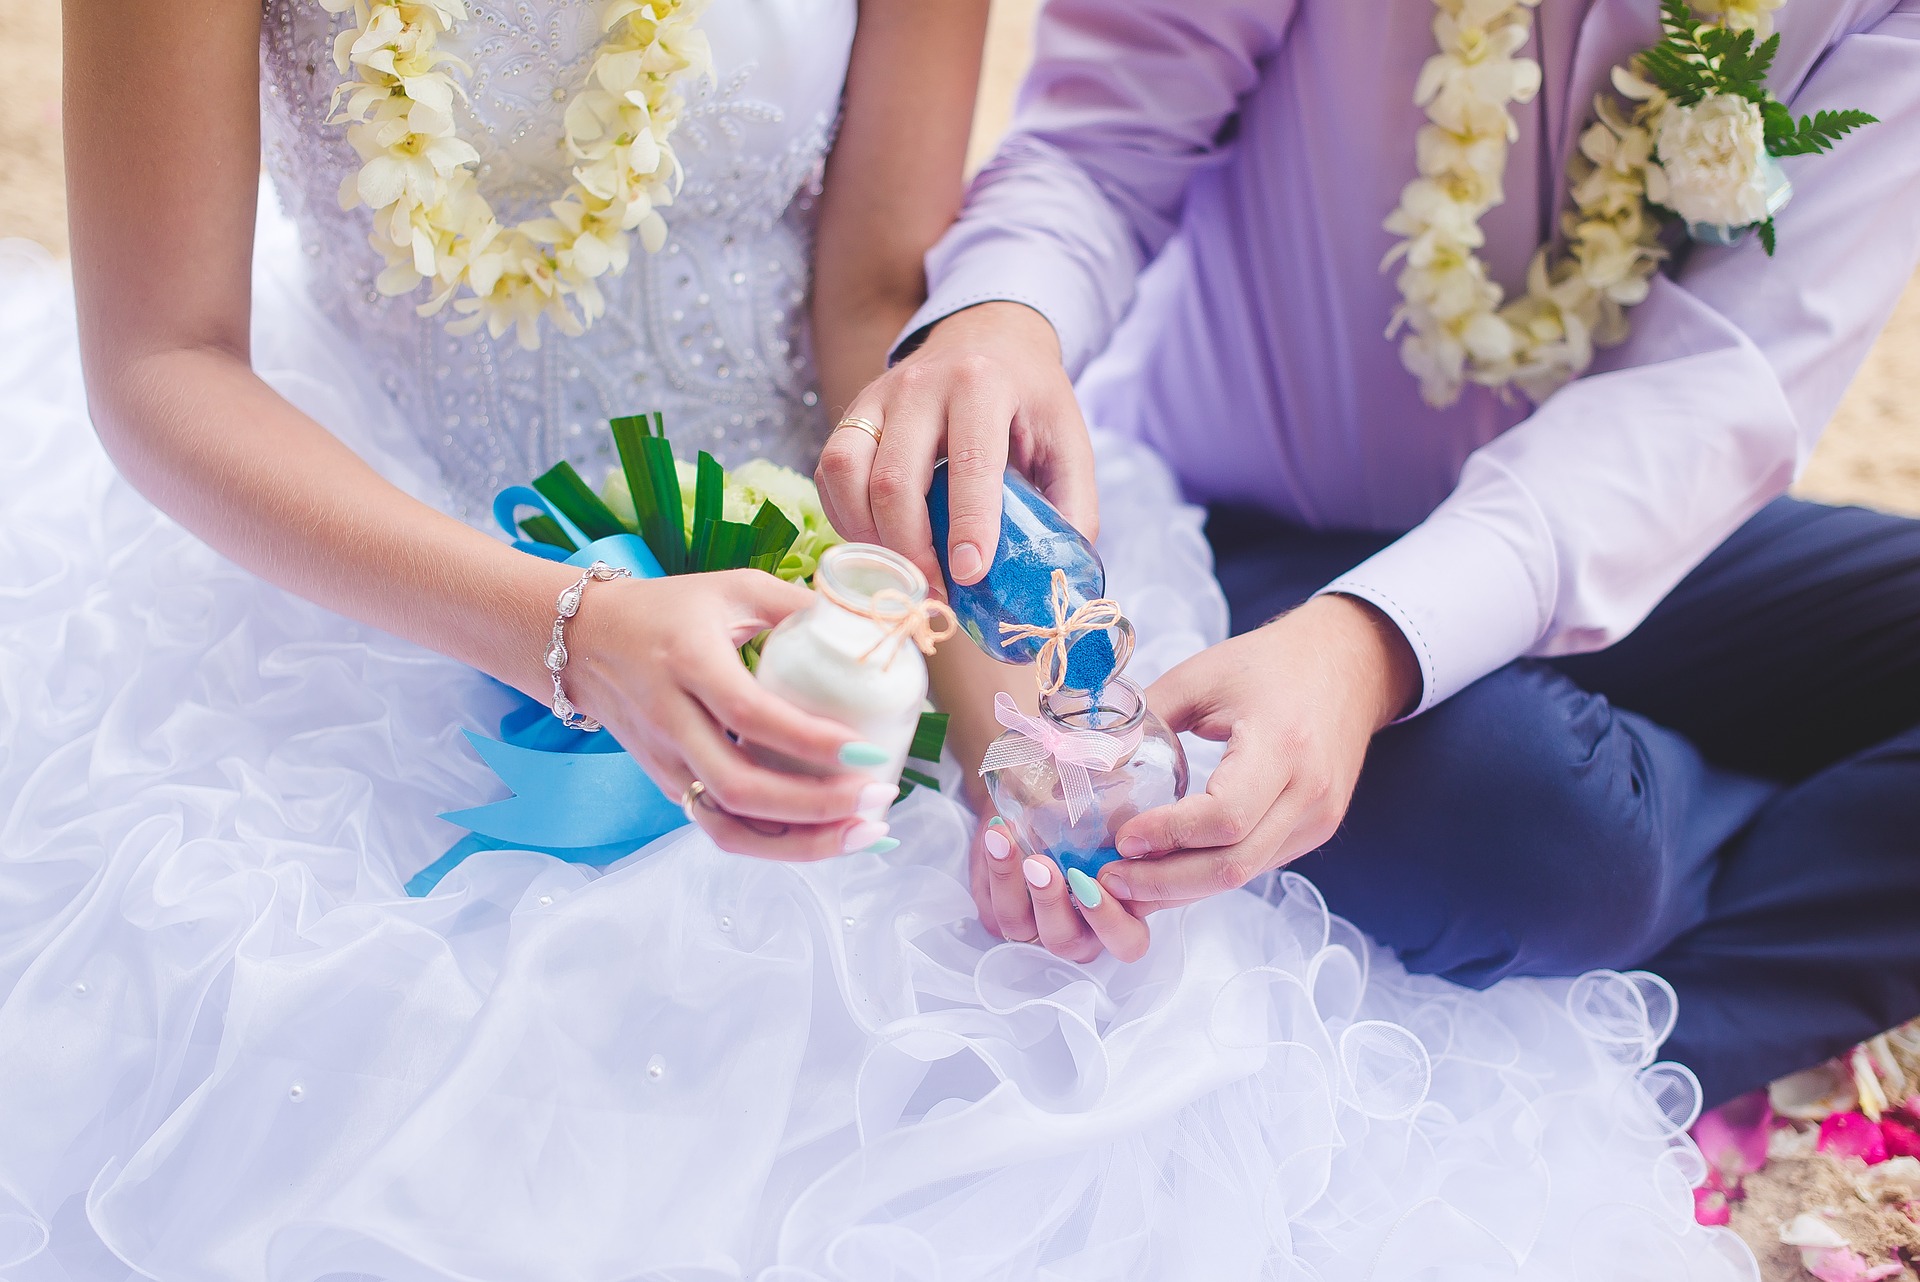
927, 460, 1131, 695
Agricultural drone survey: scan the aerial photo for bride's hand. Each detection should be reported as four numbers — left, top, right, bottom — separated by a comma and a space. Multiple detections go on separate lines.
968, 815, 1155, 963
563, 568, 900, 860
815, 301, 1098, 591
1096, 596, 1420, 905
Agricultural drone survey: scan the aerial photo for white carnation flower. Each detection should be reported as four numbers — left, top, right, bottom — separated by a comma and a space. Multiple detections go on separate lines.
1646, 93, 1773, 230
1690, 0, 1785, 39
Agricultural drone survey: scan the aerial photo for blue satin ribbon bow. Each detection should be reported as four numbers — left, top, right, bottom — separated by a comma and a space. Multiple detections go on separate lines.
405, 488, 688, 896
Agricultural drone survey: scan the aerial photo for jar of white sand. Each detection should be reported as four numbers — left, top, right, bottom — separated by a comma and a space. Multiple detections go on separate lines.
752, 543, 954, 788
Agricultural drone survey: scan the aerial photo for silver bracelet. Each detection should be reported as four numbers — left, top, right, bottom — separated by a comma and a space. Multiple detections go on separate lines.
545, 560, 631, 731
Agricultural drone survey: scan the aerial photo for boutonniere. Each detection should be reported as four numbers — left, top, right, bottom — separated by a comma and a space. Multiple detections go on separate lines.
1385, 0, 1877, 409
1634, 0, 1878, 255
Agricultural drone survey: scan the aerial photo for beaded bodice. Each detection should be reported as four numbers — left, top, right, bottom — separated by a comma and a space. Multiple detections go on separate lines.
260, 0, 854, 518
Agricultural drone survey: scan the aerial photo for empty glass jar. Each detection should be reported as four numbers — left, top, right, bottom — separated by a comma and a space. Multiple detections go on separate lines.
980, 678, 1188, 878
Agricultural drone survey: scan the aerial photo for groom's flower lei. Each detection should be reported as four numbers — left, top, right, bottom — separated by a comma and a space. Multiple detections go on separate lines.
1386, 0, 1877, 409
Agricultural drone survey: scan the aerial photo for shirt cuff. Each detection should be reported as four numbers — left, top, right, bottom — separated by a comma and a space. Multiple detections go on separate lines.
890, 240, 1114, 375
1317, 506, 1551, 717
892, 286, 1074, 368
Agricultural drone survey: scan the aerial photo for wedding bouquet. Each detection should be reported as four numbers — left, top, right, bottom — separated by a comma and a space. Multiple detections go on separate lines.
506, 412, 834, 584
409, 413, 946, 896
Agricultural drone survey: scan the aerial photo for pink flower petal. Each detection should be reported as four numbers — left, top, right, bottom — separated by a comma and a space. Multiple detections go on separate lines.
1693, 1186, 1732, 1227
1882, 1117, 1920, 1161
1803, 1246, 1903, 1282
1694, 1089, 1773, 1181
1820, 1112, 1891, 1165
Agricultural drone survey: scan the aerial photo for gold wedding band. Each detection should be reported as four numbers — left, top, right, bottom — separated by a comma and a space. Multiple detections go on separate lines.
681, 780, 712, 820
834, 415, 882, 445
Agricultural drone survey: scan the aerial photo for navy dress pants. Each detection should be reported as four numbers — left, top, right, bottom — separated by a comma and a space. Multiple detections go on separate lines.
1206, 498, 1920, 1107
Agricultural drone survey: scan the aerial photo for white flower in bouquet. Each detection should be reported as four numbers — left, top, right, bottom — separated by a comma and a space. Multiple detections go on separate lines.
724, 459, 843, 583
1646, 92, 1774, 230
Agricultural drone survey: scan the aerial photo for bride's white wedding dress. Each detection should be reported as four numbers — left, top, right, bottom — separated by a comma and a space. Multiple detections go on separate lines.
0, 1, 1754, 1278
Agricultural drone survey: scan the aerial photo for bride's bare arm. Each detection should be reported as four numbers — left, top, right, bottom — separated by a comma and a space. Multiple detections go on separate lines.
64, 0, 890, 858
808, 0, 988, 419
805, 0, 1017, 788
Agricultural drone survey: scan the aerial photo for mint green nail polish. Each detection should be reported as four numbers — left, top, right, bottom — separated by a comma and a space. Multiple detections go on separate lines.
1067, 867, 1103, 910
838, 742, 889, 767
986, 816, 1005, 828
863, 837, 901, 855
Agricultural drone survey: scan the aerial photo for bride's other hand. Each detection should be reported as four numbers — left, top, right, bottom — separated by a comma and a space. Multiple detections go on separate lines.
816, 302, 1098, 592
1099, 596, 1421, 906
564, 569, 899, 861
968, 815, 1153, 964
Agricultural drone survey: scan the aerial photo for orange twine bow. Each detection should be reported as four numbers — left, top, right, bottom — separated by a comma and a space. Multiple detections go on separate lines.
817, 582, 958, 668
997, 568, 1128, 696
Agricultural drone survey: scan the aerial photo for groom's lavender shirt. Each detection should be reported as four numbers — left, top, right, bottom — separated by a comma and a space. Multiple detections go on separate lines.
903, 0, 1920, 713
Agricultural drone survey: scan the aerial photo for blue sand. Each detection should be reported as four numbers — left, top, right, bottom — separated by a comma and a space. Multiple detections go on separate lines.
1063, 629, 1116, 697
1053, 845, 1121, 879
928, 462, 1111, 682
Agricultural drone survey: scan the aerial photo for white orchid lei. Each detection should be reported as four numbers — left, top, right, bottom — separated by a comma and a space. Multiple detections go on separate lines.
1386, 0, 1875, 409
318, 0, 711, 349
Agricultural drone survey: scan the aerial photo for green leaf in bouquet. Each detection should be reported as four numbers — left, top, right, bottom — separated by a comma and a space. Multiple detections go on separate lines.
687, 453, 773, 573
532, 461, 629, 543
610, 413, 688, 574
908, 711, 949, 764
892, 712, 951, 802
693, 518, 760, 572
747, 499, 800, 574
895, 765, 942, 803
693, 451, 726, 537
517, 514, 578, 553
738, 633, 765, 672
608, 411, 666, 440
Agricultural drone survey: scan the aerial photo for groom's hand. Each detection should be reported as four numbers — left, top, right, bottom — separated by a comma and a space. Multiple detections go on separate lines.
1098, 596, 1421, 906
815, 302, 1098, 590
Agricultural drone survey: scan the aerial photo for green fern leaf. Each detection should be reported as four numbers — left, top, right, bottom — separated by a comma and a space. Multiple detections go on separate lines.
1658, 0, 1698, 42
1641, 44, 1712, 104
1769, 108, 1879, 156
1720, 30, 1780, 90
1760, 97, 1796, 147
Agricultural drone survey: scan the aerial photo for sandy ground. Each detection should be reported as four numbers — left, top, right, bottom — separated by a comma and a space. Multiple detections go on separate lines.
0, 0, 64, 257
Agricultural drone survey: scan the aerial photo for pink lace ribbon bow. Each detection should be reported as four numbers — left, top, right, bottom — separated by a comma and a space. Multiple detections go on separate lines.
976, 693, 1141, 824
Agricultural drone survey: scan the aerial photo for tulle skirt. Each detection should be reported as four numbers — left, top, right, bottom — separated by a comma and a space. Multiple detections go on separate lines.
0, 208, 1757, 1280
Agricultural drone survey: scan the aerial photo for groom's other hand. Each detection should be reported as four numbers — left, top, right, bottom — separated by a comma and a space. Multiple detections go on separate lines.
1099, 596, 1421, 906
816, 302, 1098, 590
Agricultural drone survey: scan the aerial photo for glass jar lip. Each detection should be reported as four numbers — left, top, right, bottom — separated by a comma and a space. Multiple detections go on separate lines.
1040, 677, 1145, 733
817, 543, 928, 612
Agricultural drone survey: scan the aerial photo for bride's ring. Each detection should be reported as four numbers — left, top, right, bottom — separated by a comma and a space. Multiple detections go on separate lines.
834, 415, 882, 445
681, 780, 713, 820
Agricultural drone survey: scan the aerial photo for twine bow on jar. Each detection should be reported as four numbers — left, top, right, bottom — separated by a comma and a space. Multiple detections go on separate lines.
996, 569, 1134, 696
977, 693, 1142, 824
813, 582, 958, 668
